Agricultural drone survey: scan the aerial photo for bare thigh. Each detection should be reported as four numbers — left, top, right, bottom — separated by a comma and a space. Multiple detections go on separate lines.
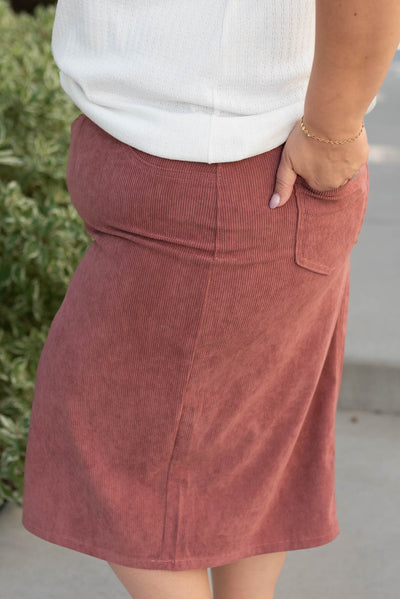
108, 561, 213, 599
210, 551, 287, 599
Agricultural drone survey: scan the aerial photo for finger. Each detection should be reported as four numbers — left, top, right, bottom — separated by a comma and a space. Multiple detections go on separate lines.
269, 154, 297, 209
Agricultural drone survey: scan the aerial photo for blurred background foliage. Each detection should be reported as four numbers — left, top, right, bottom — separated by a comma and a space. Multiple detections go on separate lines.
0, 0, 88, 506
9, 0, 56, 15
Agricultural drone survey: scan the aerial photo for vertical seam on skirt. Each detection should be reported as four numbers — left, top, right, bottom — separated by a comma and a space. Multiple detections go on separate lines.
160, 167, 219, 564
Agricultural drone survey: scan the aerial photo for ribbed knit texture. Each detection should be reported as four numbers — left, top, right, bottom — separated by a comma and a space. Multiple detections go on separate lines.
22, 114, 370, 570
50, 0, 376, 163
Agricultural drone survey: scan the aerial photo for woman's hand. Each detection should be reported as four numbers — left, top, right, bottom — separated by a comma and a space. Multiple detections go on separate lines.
269, 118, 370, 209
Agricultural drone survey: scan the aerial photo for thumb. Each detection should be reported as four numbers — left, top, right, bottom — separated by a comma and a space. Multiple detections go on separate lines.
269, 153, 297, 209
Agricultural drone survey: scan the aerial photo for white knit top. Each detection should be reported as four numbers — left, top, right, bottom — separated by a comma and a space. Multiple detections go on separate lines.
51, 0, 377, 164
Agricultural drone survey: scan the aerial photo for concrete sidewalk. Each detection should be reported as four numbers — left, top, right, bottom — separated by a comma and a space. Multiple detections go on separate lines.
339, 51, 400, 414
1, 409, 399, 598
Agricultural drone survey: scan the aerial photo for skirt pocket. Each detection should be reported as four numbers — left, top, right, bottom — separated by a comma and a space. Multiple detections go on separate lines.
294, 162, 369, 275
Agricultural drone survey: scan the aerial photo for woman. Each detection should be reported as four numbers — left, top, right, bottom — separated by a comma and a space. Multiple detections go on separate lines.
22, 1, 400, 598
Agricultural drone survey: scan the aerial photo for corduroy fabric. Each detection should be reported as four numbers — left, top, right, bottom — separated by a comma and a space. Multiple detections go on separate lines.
22, 113, 369, 571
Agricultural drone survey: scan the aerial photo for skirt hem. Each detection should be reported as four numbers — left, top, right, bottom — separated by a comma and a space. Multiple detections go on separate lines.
22, 515, 340, 571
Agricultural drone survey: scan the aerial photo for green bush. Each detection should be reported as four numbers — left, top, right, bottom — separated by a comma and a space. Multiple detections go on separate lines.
0, 0, 89, 505
10, 1, 57, 15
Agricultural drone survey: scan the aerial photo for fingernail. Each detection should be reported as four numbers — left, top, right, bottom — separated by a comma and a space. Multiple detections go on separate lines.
269, 193, 280, 209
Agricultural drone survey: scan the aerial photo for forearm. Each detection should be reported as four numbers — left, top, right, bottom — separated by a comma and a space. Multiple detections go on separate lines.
304, 0, 400, 138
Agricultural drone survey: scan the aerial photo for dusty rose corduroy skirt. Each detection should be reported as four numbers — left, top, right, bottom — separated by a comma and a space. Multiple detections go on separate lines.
22, 113, 369, 571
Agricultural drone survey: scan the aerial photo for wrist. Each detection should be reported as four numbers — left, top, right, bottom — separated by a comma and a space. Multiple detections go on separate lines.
303, 89, 364, 140
300, 115, 364, 146
303, 108, 364, 143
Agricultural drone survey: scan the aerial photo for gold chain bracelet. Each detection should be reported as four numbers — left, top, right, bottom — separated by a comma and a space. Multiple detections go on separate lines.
300, 115, 364, 145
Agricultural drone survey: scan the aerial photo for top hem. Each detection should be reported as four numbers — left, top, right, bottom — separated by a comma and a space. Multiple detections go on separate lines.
60, 72, 377, 165
60, 72, 305, 163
